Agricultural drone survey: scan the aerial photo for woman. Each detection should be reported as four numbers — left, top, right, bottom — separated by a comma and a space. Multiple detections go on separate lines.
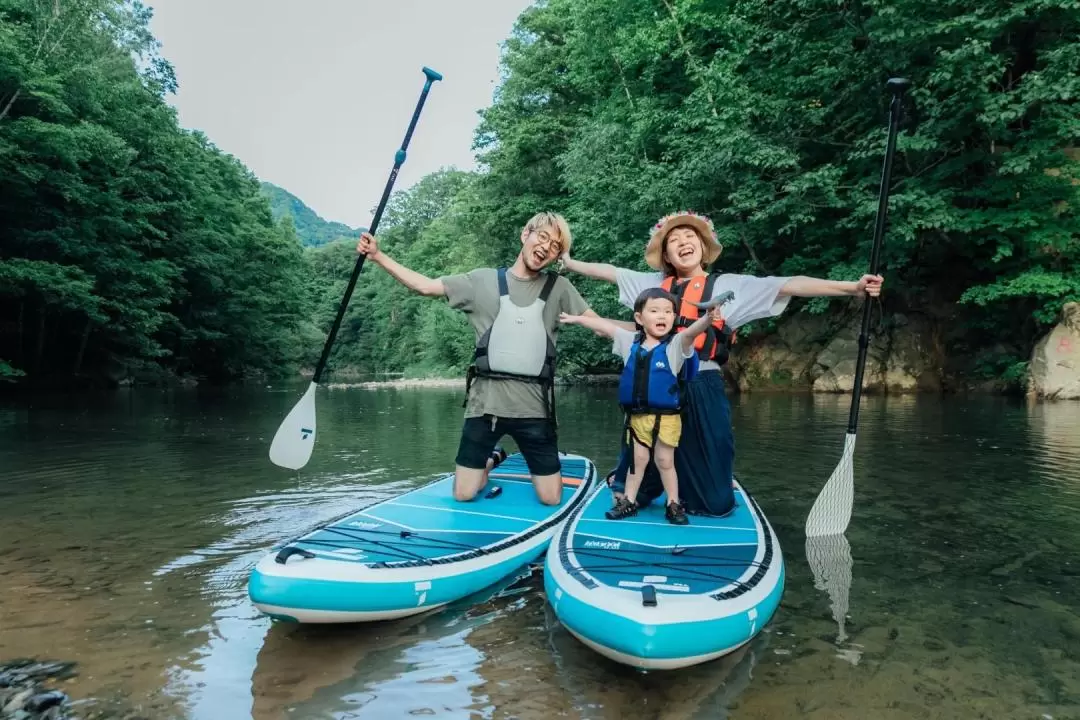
561, 211, 883, 516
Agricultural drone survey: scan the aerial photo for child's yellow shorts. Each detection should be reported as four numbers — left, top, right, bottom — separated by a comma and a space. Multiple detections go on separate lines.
628, 413, 682, 448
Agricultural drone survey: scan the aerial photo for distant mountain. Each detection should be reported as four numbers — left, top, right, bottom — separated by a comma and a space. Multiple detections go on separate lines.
260, 182, 363, 247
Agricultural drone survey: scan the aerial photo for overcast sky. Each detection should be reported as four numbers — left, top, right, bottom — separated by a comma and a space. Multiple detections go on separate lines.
146, 0, 534, 228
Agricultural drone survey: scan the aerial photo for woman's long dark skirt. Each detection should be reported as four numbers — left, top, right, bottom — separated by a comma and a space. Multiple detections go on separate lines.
606, 369, 736, 516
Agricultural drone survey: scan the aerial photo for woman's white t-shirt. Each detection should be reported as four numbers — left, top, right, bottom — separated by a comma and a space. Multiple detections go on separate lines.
614, 269, 793, 371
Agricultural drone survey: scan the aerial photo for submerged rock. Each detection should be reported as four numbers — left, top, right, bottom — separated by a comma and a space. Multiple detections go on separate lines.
1028, 302, 1080, 400
0, 661, 75, 720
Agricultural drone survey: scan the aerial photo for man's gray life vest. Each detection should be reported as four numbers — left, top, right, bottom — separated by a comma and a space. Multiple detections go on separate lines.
465, 267, 558, 420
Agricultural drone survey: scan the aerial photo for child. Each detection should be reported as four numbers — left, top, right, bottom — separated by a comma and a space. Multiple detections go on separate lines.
560, 287, 728, 525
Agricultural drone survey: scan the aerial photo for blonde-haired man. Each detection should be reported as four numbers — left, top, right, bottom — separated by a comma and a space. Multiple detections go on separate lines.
357, 212, 599, 506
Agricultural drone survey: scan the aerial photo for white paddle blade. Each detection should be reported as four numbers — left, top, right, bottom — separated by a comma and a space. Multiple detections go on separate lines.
269, 382, 318, 470
805, 432, 857, 537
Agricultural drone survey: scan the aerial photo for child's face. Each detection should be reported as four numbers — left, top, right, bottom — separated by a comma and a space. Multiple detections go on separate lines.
634, 298, 677, 339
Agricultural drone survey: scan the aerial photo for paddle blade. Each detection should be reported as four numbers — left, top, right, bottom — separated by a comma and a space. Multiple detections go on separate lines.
805, 432, 856, 537
269, 382, 318, 470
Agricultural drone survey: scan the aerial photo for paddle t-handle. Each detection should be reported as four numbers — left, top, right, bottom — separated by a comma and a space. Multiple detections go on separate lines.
268, 67, 444, 471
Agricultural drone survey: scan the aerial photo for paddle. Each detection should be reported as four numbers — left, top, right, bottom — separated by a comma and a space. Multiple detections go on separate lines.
804, 77, 910, 537
269, 66, 444, 471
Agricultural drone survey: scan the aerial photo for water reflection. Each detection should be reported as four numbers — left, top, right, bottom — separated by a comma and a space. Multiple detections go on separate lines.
2, 386, 1080, 718
804, 534, 855, 658
247, 568, 535, 719
1027, 397, 1080, 490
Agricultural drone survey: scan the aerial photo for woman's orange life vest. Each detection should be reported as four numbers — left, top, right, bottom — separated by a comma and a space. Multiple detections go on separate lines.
660, 273, 737, 365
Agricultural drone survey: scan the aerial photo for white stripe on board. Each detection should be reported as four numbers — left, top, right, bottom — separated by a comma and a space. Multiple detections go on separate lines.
389, 502, 537, 524
576, 518, 757, 533
350, 511, 514, 537
416, 528, 514, 535
573, 531, 758, 550
617, 580, 691, 593
352, 511, 409, 529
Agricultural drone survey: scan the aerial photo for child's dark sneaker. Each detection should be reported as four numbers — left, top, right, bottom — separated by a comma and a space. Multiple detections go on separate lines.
605, 496, 639, 520
665, 500, 689, 525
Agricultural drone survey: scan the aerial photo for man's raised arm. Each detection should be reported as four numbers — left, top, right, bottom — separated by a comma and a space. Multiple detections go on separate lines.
357, 232, 444, 297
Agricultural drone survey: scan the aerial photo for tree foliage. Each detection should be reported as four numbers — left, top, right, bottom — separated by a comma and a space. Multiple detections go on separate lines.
3, 0, 1078, 388
0, 0, 307, 385
320, 0, 1080, 381
304, 169, 496, 378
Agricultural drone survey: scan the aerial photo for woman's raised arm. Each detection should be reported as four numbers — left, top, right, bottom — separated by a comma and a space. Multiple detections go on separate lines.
560, 250, 619, 284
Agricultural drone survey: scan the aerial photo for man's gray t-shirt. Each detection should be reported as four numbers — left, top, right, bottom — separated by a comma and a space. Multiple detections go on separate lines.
441, 268, 590, 419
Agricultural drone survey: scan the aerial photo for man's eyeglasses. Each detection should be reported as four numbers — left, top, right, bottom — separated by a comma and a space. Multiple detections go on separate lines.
533, 232, 563, 255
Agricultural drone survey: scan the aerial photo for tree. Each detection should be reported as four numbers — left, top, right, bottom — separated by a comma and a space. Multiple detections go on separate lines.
0, 0, 308, 386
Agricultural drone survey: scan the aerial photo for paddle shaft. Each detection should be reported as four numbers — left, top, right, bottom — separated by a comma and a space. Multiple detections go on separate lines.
846, 78, 909, 434
311, 67, 443, 383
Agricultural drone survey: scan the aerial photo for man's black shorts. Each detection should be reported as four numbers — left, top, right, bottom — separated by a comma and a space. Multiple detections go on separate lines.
455, 415, 561, 476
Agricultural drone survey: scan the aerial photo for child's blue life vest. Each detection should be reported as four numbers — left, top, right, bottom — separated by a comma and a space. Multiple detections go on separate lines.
617, 333, 699, 415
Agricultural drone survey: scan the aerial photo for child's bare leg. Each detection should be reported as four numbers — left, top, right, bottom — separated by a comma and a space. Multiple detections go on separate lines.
623, 441, 652, 503
653, 440, 679, 505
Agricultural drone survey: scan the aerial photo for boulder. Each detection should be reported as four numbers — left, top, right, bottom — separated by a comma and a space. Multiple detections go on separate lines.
1027, 302, 1080, 400
730, 308, 941, 394
728, 311, 839, 391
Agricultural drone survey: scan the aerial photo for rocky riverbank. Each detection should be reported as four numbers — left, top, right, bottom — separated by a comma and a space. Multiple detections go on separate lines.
317, 303, 1080, 400
727, 306, 942, 394
726, 301, 1080, 400
324, 376, 465, 390
0, 660, 145, 720
1, 660, 75, 720
5, 304, 1076, 400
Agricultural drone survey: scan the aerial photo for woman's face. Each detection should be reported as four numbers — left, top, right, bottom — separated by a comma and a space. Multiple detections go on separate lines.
663, 226, 704, 276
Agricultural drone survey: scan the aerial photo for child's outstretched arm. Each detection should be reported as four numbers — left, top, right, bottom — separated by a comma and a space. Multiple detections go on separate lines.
560, 312, 622, 339
677, 305, 726, 353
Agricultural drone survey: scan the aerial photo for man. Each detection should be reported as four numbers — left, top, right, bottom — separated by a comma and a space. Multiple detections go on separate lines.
356, 212, 599, 506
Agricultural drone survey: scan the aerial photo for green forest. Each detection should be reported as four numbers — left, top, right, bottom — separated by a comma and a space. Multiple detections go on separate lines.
1, 0, 1078, 391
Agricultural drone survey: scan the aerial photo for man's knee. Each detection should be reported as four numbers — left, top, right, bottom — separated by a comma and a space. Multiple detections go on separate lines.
453, 465, 485, 502
537, 488, 562, 506
453, 485, 480, 502
654, 450, 675, 472
533, 475, 563, 506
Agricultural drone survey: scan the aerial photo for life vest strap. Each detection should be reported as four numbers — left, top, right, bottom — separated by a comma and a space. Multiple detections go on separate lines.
539, 272, 558, 302
661, 272, 736, 364
496, 267, 558, 301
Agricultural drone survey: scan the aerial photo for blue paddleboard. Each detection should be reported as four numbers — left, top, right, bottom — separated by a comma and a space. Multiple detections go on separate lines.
250, 452, 597, 623
544, 478, 784, 669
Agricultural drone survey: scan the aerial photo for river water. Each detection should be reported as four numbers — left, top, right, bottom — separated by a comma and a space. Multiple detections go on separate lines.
1, 383, 1078, 719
